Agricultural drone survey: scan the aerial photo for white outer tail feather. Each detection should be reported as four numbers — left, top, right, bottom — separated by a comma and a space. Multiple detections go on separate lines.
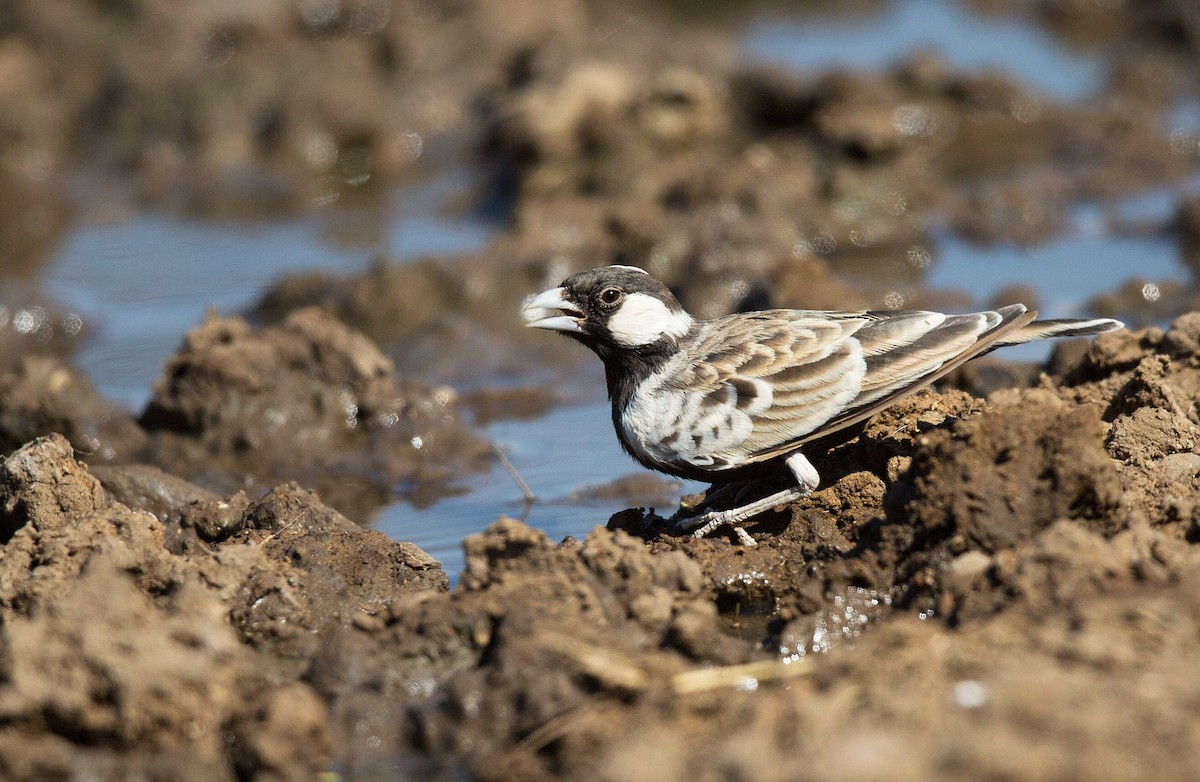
994, 316, 1124, 347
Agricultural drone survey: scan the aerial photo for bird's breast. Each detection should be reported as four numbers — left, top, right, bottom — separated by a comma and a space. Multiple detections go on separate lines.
615, 374, 754, 478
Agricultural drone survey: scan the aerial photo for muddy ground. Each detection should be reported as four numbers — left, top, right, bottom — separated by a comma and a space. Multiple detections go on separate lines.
4, 314, 1200, 781
5, 0, 1200, 780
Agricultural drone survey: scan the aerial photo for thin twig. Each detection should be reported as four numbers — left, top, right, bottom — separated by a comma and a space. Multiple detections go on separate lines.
539, 632, 648, 693
260, 509, 308, 544
493, 444, 536, 504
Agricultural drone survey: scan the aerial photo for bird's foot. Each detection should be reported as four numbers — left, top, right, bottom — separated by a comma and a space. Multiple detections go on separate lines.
671, 509, 756, 545
688, 517, 757, 546
670, 483, 812, 544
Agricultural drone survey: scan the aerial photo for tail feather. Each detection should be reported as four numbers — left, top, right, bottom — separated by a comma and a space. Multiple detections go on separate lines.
994, 316, 1124, 347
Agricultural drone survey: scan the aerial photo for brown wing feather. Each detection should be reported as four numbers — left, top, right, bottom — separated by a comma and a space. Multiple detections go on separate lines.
667, 311, 863, 387
667, 313, 870, 467
740, 304, 1036, 463
668, 306, 1036, 472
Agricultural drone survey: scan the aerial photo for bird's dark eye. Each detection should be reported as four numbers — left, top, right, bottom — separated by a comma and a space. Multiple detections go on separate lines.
597, 287, 624, 307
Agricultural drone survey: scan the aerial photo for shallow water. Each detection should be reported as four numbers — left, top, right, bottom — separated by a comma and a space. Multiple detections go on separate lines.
389, 399, 702, 577
34, 1, 1193, 579
745, 0, 1108, 102
48, 169, 494, 409
931, 200, 1187, 314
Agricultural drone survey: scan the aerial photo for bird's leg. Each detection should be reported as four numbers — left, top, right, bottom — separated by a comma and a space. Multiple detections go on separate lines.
673, 453, 820, 540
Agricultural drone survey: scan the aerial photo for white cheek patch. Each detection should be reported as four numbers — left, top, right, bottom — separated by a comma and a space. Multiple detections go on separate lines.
607, 292, 693, 347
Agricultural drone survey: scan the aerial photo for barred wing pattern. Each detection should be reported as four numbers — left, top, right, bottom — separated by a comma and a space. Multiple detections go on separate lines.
618, 306, 1035, 477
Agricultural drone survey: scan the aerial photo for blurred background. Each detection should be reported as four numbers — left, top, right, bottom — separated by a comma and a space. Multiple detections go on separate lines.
3, 0, 1200, 574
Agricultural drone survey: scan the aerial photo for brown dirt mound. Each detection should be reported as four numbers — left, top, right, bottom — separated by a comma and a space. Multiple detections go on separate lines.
0, 433, 443, 780
0, 306, 491, 521
140, 306, 493, 514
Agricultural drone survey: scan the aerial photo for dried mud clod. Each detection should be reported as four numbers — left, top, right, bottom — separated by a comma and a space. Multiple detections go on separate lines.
0, 305, 494, 522
0, 433, 447, 780
0, 356, 148, 463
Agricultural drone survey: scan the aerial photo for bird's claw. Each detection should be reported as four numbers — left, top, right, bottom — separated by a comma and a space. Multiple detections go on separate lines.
732, 526, 757, 546
682, 510, 733, 537
670, 509, 757, 545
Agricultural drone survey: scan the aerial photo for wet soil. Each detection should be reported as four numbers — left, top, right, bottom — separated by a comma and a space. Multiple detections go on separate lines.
6, 0, 1200, 779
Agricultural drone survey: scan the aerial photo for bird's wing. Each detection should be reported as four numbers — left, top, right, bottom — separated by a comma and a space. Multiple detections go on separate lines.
628, 312, 865, 472
663, 306, 1035, 471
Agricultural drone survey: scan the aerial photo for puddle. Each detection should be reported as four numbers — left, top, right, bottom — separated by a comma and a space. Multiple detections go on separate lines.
929, 213, 1182, 315
1168, 95, 1200, 136
934, 178, 1197, 301
385, 169, 499, 259
48, 213, 372, 409
921, 182, 1195, 359
744, 0, 1108, 102
46, 169, 495, 409
379, 398, 704, 579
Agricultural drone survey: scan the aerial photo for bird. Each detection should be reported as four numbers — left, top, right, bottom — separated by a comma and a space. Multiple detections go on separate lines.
521, 264, 1123, 541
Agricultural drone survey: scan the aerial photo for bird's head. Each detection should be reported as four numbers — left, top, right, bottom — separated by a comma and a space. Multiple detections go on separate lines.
521, 265, 693, 359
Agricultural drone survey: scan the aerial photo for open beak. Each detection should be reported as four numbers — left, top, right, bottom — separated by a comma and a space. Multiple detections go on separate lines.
521, 287, 585, 334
